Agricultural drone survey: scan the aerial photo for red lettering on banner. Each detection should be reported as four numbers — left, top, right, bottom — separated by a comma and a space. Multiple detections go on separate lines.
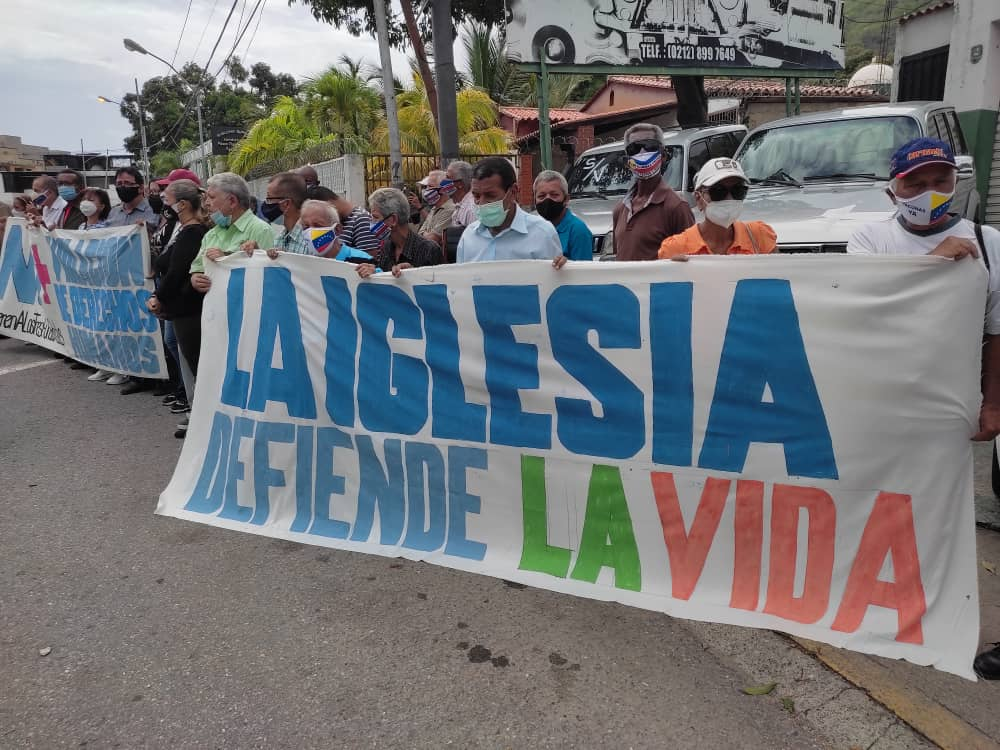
831, 492, 927, 644
652, 472, 730, 600
730, 480, 764, 611
762, 485, 836, 624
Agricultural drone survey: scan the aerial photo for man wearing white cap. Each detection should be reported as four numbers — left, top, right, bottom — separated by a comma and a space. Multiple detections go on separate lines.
658, 157, 776, 259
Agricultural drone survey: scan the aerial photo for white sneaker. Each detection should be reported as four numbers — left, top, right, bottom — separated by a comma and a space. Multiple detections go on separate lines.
106, 373, 128, 385
87, 369, 111, 382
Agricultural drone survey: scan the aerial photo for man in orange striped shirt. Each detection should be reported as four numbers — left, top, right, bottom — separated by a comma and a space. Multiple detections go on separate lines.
658, 158, 776, 259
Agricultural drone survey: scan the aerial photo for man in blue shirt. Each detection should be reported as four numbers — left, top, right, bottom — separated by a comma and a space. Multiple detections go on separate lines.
456, 157, 562, 263
533, 169, 593, 261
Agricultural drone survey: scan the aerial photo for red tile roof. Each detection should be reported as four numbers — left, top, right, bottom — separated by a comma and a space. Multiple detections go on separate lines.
899, 0, 953, 23
703, 78, 883, 99
499, 106, 585, 124
516, 100, 678, 143
606, 75, 674, 89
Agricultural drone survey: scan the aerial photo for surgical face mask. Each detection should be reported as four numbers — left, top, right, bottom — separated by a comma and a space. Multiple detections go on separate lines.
476, 198, 509, 228
422, 187, 441, 205
892, 187, 954, 226
58, 185, 78, 202
115, 185, 140, 203
79, 200, 98, 218
704, 199, 744, 228
627, 149, 662, 180
370, 218, 391, 240
211, 210, 232, 229
535, 197, 565, 222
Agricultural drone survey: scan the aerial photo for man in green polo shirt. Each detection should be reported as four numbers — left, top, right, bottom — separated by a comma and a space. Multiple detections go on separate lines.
190, 172, 277, 292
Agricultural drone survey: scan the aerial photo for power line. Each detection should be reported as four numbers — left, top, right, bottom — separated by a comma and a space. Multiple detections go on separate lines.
191, 0, 220, 61
202, 0, 242, 72
213, 0, 265, 79
170, 0, 195, 69
243, 0, 267, 62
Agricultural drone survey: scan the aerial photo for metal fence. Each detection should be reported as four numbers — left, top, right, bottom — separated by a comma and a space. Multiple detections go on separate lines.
363, 153, 521, 195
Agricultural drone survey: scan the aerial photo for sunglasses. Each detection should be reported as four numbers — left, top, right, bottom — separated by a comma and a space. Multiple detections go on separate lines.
704, 183, 749, 201
625, 139, 661, 156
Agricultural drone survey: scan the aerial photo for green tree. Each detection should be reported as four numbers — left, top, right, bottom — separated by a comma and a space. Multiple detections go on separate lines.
301, 64, 382, 146
227, 97, 331, 175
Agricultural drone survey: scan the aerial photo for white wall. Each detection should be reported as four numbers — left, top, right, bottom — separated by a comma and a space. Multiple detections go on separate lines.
944, 2, 1000, 113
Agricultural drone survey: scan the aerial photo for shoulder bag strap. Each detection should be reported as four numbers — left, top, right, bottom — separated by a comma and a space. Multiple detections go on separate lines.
975, 222, 989, 271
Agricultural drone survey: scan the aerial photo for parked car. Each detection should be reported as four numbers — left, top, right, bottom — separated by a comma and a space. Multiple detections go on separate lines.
734, 102, 981, 253
565, 123, 748, 258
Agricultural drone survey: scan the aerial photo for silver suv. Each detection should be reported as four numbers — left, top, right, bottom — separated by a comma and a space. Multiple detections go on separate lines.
734, 103, 981, 253
565, 123, 748, 257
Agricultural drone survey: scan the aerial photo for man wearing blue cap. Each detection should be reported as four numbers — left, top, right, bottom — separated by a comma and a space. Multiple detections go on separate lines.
849, 137, 1000, 679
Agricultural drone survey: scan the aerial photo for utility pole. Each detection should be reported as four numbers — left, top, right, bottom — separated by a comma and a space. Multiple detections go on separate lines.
196, 90, 208, 180
134, 78, 150, 180
80, 138, 88, 187
373, 0, 403, 188
431, 0, 459, 167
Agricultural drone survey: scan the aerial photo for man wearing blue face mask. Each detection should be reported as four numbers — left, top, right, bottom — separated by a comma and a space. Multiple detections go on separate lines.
611, 123, 694, 261
54, 170, 87, 230
456, 157, 561, 264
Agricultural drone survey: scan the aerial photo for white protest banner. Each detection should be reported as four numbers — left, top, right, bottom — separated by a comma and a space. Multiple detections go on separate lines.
0, 218, 167, 377
158, 253, 984, 678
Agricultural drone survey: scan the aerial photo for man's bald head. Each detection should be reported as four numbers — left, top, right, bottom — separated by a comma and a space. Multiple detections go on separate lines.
298, 166, 320, 188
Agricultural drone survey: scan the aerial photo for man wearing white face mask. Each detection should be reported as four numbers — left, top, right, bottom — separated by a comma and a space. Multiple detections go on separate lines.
612, 123, 694, 261
658, 158, 776, 259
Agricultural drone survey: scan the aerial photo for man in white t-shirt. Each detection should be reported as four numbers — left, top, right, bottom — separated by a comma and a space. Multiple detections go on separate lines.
848, 137, 1000, 679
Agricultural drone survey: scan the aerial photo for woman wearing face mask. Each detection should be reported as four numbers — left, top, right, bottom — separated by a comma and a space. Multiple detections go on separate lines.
533, 170, 593, 261
145, 179, 209, 434
12, 195, 31, 219
658, 158, 776, 260
77, 188, 111, 230
356, 187, 442, 279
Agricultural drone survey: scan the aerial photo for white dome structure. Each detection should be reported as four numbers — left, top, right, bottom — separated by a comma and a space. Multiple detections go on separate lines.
848, 58, 894, 90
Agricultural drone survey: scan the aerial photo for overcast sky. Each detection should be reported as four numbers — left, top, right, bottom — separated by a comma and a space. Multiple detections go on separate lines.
0, 0, 417, 154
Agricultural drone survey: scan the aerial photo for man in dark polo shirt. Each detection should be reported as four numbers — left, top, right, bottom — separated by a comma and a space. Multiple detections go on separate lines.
612, 123, 694, 261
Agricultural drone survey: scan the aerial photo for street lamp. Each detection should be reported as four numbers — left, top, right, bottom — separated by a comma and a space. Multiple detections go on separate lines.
124, 37, 208, 180
98, 86, 150, 181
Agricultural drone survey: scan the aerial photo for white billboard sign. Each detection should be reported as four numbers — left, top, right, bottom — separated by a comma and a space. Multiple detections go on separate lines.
506, 0, 846, 71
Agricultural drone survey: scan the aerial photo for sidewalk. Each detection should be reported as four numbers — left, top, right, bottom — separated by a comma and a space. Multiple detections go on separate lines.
792, 443, 1000, 750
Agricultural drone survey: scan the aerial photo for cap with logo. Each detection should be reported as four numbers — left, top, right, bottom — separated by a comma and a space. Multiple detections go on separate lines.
156, 168, 201, 187
889, 137, 956, 179
694, 158, 748, 190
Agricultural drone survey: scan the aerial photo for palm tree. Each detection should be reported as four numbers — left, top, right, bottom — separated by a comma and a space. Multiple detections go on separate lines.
227, 96, 331, 176
301, 65, 382, 147
372, 73, 511, 158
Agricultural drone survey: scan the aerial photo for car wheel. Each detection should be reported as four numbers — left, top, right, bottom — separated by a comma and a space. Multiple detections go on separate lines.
992, 441, 1000, 499
532, 26, 576, 64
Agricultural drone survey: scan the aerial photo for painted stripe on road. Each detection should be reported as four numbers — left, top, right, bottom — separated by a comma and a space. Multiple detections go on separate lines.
791, 637, 1000, 750
0, 358, 61, 377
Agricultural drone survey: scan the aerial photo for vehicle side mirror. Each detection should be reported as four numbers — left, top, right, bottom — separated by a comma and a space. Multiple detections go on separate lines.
955, 154, 975, 176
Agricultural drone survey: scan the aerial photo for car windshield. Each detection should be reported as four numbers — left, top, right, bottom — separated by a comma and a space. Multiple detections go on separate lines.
567, 145, 684, 195
737, 116, 921, 184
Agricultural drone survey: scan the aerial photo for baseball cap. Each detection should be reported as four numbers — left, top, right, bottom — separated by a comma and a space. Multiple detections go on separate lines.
694, 157, 748, 190
156, 168, 201, 187
889, 137, 956, 179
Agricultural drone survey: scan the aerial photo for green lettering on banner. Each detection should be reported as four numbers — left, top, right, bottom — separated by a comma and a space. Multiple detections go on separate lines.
570, 465, 641, 592
518, 455, 571, 578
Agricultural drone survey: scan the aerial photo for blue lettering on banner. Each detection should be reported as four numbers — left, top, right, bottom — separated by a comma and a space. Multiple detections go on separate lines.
651, 282, 694, 466
221, 269, 251, 409
473, 285, 552, 449
247, 268, 316, 419
444, 446, 488, 560
401, 441, 447, 552
548, 284, 644, 460
322, 277, 358, 428
351, 436, 406, 545
357, 284, 429, 435
311, 427, 354, 539
414, 285, 486, 443
698, 279, 838, 480
252, 421, 295, 526
48, 233, 143, 287
218, 416, 256, 522
291, 426, 315, 533
186, 411, 233, 514
0, 225, 41, 304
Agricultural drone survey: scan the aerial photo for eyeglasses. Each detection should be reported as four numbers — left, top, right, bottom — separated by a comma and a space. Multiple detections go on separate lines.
704, 183, 749, 201
57, 179, 76, 186
625, 139, 661, 156
264, 196, 287, 203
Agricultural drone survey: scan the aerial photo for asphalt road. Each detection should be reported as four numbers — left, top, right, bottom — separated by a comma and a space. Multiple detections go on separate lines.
0, 338, 939, 749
